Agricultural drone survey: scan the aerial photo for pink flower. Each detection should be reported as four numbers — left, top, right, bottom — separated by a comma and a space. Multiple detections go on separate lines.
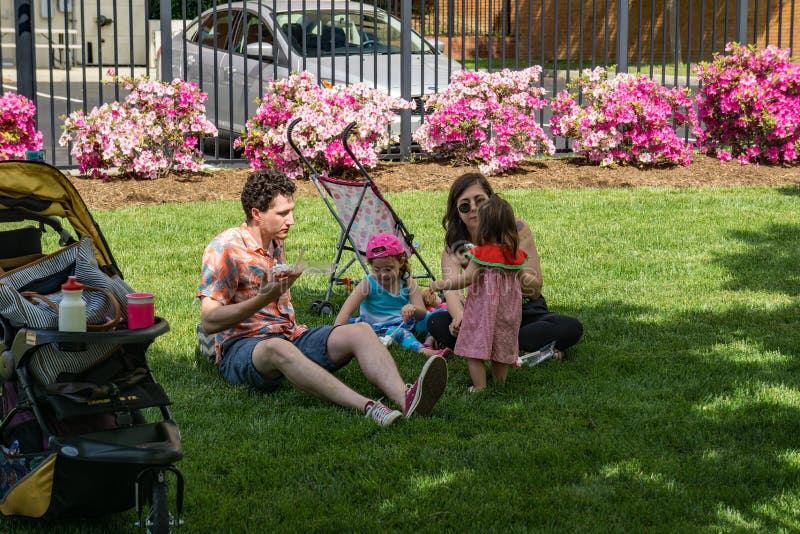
0, 93, 43, 159
412, 67, 554, 174
238, 72, 411, 178
60, 73, 217, 179
695, 42, 800, 166
550, 67, 696, 167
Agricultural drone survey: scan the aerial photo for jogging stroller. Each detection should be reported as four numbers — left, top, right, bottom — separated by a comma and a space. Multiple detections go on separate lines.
0, 161, 183, 531
287, 118, 435, 315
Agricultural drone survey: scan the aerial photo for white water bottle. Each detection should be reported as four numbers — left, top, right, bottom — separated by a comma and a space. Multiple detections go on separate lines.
58, 276, 87, 332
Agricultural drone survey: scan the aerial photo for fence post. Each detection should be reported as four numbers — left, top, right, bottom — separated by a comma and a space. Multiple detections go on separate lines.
399, 0, 412, 158
160, 0, 173, 81
735, 0, 748, 44
616, 0, 629, 73
13, 0, 36, 101
447, 0, 454, 35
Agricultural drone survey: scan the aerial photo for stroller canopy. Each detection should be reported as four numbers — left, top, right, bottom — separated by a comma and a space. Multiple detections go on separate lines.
0, 161, 119, 275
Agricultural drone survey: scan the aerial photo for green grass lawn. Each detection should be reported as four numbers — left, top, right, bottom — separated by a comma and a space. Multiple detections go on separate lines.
9, 184, 800, 532
462, 57, 696, 80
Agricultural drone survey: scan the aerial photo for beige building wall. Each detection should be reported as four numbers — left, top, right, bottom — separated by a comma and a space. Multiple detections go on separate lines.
0, 0, 148, 68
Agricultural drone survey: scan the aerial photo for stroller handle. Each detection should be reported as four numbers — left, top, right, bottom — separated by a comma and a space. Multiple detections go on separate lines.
341, 122, 372, 182
286, 117, 319, 178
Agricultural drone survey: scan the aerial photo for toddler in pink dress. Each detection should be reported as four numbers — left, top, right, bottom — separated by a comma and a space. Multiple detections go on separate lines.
430, 196, 528, 392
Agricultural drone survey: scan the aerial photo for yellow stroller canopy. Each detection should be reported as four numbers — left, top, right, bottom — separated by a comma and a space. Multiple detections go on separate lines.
0, 161, 119, 276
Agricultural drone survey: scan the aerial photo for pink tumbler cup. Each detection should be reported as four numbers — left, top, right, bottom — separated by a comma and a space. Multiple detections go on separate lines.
127, 293, 155, 329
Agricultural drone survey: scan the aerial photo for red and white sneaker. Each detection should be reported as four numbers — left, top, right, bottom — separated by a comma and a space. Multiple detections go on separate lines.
436, 348, 452, 359
404, 355, 447, 418
365, 400, 402, 427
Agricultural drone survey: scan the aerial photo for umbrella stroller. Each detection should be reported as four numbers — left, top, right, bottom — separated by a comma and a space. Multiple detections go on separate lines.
287, 118, 435, 315
0, 161, 183, 532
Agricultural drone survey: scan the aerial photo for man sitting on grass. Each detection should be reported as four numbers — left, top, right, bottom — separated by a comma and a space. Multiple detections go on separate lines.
198, 170, 447, 426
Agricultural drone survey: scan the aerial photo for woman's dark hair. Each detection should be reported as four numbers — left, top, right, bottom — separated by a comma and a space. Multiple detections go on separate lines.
476, 195, 519, 255
442, 172, 495, 249
241, 170, 297, 221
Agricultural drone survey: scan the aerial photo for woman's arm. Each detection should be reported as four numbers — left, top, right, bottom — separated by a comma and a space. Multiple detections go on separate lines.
431, 261, 480, 292
404, 278, 429, 322
439, 247, 465, 323
333, 278, 370, 325
517, 218, 543, 298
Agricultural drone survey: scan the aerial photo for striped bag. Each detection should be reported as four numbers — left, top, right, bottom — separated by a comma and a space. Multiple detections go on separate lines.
0, 238, 135, 384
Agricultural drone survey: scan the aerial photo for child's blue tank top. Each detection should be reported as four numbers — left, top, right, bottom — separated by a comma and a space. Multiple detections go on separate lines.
360, 274, 410, 324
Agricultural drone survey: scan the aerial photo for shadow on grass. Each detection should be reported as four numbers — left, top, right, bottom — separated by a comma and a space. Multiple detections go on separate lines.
719, 223, 800, 296
543, 294, 800, 530
777, 185, 800, 197
550, 221, 800, 528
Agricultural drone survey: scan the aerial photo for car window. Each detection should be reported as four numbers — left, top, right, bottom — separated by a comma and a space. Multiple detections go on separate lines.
194, 9, 240, 50
275, 9, 433, 56
235, 13, 274, 55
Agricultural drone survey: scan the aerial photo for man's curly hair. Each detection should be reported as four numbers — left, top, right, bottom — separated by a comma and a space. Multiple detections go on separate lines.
241, 170, 297, 221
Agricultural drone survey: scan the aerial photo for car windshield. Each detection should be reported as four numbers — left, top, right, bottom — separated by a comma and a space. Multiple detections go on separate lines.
275, 8, 435, 56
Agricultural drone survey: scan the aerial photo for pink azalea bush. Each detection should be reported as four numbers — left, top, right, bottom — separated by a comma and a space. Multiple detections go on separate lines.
60, 71, 218, 179
235, 71, 413, 179
0, 93, 43, 160
694, 42, 800, 165
550, 67, 696, 167
413, 67, 555, 175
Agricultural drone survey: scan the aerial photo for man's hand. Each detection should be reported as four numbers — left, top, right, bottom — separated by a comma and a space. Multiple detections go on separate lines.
258, 264, 303, 298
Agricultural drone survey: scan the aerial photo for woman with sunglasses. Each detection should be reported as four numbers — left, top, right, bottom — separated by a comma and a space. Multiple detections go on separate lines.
427, 172, 583, 359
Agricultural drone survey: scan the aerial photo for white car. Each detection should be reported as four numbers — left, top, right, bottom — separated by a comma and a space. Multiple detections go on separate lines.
170, 0, 461, 138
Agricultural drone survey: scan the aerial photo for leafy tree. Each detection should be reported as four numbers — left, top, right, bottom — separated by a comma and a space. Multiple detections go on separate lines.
149, 0, 217, 22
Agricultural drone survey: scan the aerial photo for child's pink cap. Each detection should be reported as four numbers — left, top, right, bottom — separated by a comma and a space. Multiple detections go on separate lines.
366, 234, 405, 259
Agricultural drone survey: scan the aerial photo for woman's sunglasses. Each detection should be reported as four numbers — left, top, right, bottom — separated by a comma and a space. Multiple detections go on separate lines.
457, 197, 487, 214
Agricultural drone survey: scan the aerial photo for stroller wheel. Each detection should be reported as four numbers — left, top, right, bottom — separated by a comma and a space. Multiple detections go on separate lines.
136, 466, 184, 532
147, 472, 171, 534
309, 300, 322, 314
319, 302, 335, 316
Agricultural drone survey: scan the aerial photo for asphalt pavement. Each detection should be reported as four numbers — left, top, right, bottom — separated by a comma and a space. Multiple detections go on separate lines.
2, 66, 155, 166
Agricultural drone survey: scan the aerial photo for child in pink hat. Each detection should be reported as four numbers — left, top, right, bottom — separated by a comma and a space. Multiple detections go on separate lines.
334, 233, 450, 358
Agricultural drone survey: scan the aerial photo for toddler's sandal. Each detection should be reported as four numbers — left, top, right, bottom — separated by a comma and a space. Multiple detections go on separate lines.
467, 386, 485, 393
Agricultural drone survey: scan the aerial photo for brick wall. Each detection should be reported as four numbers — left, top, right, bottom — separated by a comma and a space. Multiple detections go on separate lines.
424, 1, 800, 62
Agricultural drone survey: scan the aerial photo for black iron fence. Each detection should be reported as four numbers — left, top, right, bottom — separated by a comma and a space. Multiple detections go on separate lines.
2, 0, 797, 168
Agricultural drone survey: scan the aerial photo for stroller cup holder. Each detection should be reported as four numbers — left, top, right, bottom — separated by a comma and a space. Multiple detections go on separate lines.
22, 317, 168, 346
1, 318, 169, 378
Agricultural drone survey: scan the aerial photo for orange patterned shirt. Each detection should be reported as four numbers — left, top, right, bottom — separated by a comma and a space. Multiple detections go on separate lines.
198, 223, 308, 365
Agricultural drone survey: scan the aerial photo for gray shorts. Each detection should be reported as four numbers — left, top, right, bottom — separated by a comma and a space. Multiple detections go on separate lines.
219, 325, 346, 391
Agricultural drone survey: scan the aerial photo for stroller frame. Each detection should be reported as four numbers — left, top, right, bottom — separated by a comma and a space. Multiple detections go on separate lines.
0, 161, 183, 530
287, 119, 436, 315
0, 321, 184, 529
